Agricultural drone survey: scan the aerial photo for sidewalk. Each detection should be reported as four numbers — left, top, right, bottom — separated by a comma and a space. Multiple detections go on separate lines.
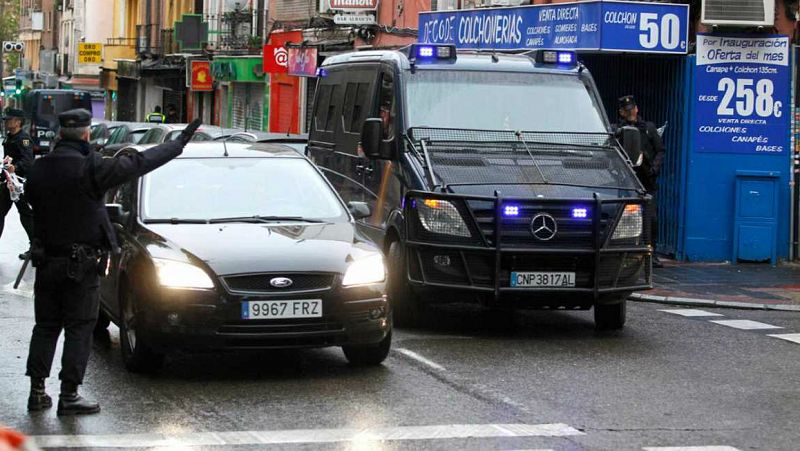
631, 259, 800, 311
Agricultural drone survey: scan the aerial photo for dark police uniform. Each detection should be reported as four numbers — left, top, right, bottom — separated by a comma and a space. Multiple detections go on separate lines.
0, 108, 35, 248
616, 95, 665, 266
24, 109, 201, 415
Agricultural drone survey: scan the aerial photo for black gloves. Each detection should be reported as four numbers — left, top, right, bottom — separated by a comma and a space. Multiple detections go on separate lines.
178, 118, 202, 145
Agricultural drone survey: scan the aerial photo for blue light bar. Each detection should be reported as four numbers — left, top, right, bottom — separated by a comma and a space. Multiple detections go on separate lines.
315, 67, 328, 77
572, 208, 588, 219
418, 46, 434, 58
558, 52, 574, 64
504, 205, 520, 217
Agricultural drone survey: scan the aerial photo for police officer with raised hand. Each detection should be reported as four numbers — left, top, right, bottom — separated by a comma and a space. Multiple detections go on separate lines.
617, 95, 665, 268
24, 109, 202, 416
0, 108, 35, 259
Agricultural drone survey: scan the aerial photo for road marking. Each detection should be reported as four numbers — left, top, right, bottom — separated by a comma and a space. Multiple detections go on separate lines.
31, 423, 584, 448
660, 309, 724, 317
708, 319, 783, 330
767, 333, 800, 344
643, 447, 741, 451
395, 347, 446, 371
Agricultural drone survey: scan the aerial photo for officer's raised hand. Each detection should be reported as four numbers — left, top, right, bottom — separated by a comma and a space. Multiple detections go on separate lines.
178, 118, 202, 145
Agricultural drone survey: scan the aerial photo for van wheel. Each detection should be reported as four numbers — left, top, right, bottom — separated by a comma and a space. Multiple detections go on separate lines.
388, 242, 424, 328
342, 331, 392, 366
594, 299, 626, 330
119, 288, 164, 373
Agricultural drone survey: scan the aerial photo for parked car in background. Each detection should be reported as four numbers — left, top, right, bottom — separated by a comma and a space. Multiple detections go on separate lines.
138, 124, 223, 145
96, 141, 391, 373
96, 122, 158, 156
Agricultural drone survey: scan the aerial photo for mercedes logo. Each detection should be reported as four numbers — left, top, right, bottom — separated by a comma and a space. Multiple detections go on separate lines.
530, 213, 557, 241
269, 277, 293, 288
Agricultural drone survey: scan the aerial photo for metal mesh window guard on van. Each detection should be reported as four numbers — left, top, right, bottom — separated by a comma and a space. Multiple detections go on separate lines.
407, 128, 640, 191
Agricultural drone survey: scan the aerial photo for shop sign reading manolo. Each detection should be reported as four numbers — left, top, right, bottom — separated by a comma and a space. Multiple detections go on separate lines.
418, 0, 689, 54
328, 0, 378, 11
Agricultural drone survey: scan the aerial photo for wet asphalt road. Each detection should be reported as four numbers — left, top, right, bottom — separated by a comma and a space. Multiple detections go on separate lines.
1, 216, 799, 450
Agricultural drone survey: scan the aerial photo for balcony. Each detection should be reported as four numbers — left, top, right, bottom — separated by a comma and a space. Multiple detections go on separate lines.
135, 25, 177, 56
206, 7, 266, 54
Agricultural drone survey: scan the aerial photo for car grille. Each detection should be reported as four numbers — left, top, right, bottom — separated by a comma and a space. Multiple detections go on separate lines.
221, 273, 334, 293
466, 200, 612, 248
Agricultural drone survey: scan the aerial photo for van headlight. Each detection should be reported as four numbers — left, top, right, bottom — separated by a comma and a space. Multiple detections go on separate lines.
611, 204, 643, 240
416, 199, 471, 237
153, 258, 215, 289
342, 253, 386, 287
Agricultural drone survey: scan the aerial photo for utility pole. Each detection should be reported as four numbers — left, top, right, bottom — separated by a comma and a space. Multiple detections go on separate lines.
0, 0, 5, 80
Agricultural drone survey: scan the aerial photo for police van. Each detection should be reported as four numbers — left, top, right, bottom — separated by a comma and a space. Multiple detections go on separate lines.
22, 89, 92, 154
307, 44, 652, 330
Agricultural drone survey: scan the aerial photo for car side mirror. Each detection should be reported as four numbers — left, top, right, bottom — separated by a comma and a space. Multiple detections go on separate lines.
106, 203, 129, 225
347, 201, 371, 220
360, 118, 393, 160
619, 126, 643, 167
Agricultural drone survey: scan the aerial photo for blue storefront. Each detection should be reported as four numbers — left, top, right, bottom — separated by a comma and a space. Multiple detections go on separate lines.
419, 1, 794, 263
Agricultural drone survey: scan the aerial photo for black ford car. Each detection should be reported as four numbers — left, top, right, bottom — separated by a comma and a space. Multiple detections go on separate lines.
307, 45, 652, 330
96, 142, 390, 372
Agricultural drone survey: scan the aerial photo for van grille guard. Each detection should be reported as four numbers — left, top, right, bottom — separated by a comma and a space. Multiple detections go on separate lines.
403, 190, 653, 302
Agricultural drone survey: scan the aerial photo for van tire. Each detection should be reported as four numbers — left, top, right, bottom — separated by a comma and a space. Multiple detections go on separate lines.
594, 299, 626, 330
388, 242, 424, 328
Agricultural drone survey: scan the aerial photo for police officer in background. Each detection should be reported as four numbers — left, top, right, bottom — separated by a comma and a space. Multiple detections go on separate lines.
0, 108, 35, 259
617, 95, 665, 268
24, 109, 202, 416
145, 105, 166, 123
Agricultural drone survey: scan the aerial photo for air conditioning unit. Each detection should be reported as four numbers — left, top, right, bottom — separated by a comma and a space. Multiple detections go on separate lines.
701, 0, 774, 27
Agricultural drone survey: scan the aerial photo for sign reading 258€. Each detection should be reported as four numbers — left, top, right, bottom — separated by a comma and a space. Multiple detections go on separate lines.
77, 43, 102, 64
694, 34, 791, 154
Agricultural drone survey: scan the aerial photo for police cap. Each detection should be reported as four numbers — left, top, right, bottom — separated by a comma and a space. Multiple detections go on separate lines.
2, 108, 25, 120
618, 95, 637, 111
59, 109, 92, 128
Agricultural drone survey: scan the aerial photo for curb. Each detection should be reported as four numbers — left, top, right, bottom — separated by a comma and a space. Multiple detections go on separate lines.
628, 292, 800, 312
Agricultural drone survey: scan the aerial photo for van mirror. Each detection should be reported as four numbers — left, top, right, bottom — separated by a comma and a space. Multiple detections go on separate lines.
361, 118, 392, 160
620, 126, 643, 167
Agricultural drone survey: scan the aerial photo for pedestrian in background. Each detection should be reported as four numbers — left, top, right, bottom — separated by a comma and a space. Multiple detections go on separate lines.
145, 105, 165, 123
0, 108, 34, 260
617, 95, 665, 268
165, 104, 179, 124
23, 109, 202, 416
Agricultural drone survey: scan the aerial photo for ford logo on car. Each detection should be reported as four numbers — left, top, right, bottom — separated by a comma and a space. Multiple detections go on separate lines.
270, 277, 293, 288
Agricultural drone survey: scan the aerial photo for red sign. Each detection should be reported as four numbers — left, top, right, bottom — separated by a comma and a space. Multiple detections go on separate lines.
189, 60, 213, 91
287, 47, 318, 77
263, 45, 288, 74
329, 0, 378, 10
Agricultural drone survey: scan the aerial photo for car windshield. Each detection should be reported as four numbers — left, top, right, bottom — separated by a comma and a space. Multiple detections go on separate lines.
130, 130, 148, 143
141, 158, 347, 221
405, 70, 607, 133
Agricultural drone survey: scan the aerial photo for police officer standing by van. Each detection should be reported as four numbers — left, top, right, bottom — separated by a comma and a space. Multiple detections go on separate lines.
0, 108, 35, 259
23, 109, 202, 416
617, 95, 665, 267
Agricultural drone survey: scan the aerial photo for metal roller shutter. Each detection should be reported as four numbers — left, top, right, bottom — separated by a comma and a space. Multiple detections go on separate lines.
232, 83, 265, 131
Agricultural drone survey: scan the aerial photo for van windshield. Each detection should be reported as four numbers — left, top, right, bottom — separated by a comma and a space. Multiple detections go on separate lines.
405, 70, 607, 133
35, 93, 92, 127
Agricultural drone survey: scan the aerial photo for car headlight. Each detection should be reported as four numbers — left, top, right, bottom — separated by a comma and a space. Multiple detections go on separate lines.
416, 199, 471, 237
611, 204, 643, 240
342, 253, 386, 287
153, 258, 215, 289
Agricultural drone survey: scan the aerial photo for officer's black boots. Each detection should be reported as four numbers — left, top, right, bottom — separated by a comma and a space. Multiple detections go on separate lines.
56, 381, 100, 416
27, 377, 52, 411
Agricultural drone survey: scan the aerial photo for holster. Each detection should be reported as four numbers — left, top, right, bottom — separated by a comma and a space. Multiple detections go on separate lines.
30, 240, 46, 268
